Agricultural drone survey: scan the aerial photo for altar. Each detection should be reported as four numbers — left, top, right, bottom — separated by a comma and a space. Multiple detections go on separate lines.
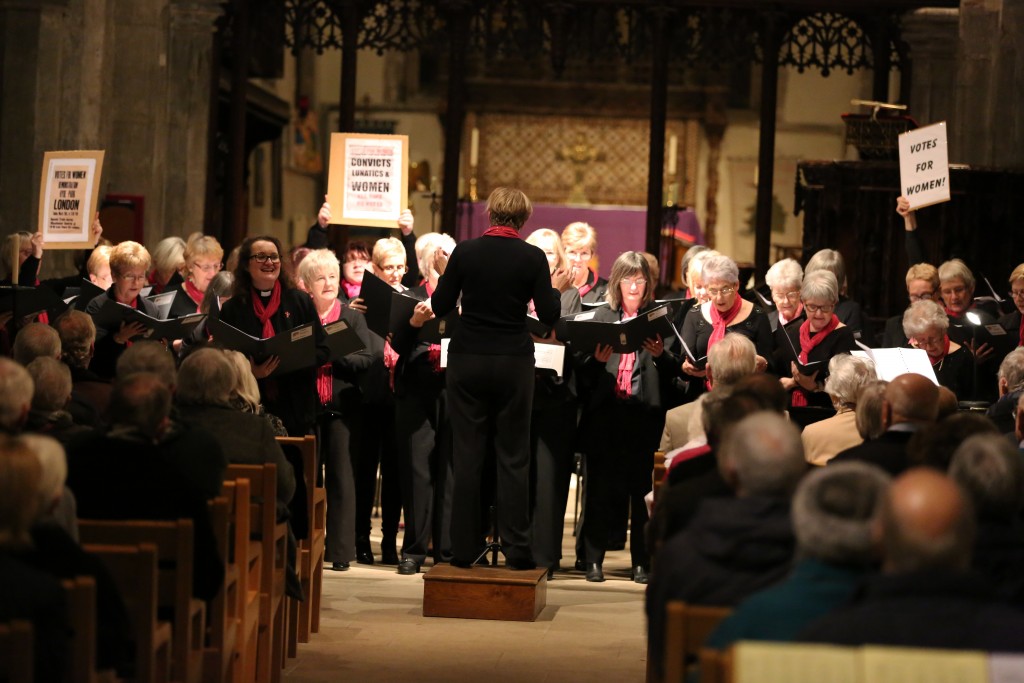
455, 201, 703, 278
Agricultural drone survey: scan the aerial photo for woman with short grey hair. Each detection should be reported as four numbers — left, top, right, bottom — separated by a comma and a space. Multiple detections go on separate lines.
902, 298, 975, 400
780, 270, 857, 408
765, 258, 804, 331
801, 355, 878, 465
805, 248, 867, 339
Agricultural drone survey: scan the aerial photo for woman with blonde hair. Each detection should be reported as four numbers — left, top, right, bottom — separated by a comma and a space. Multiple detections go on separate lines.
561, 221, 607, 304
169, 235, 224, 316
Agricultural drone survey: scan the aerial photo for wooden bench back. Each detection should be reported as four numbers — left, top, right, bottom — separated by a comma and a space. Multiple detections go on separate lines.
62, 575, 97, 683
663, 601, 733, 683
0, 620, 33, 683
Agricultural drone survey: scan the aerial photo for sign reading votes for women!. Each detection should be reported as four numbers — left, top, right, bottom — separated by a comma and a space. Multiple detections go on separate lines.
327, 133, 408, 229
898, 122, 950, 210
37, 150, 105, 249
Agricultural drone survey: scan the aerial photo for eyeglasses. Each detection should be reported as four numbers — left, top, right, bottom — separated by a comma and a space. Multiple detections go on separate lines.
379, 264, 407, 274
908, 292, 935, 302
804, 302, 835, 314
193, 262, 222, 273
1009, 290, 1024, 300
622, 277, 647, 289
120, 273, 147, 283
706, 287, 735, 298
772, 290, 800, 302
913, 334, 944, 347
940, 285, 967, 297
250, 253, 281, 264
565, 250, 593, 262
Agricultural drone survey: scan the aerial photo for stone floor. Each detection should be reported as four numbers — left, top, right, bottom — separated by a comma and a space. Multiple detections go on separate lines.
283, 510, 648, 682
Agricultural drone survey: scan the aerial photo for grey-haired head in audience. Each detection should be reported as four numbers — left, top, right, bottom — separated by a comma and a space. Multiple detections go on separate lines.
949, 433, 1024, 523
717, 411, 807, 497
825, 354, 877, 411
792, 462, 890, 566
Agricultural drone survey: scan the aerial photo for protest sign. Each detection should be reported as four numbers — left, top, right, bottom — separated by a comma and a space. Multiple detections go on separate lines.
37, 150, 104, 249
898, 122, 950, 210
327, 133, 408, 228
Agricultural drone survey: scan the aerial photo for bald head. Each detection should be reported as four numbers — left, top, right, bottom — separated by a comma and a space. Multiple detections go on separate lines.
881, 467, 974, 573
884, 373, 939, 426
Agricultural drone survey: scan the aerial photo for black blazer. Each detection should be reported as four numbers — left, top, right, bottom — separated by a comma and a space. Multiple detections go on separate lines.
780, 322, 857, 408
829, 429, 915, 476
84, 287, 163, 379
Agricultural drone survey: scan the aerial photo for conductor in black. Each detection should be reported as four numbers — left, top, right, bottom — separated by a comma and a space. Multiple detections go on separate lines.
431, 187, 562, 569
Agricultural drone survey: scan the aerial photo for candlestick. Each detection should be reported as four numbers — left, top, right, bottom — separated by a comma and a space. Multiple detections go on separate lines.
667, 134, 677, 176
470, 128, 479, 167
458, 176, 465, 199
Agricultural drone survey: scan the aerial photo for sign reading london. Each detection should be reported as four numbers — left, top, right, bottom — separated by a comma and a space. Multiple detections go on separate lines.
328, 133, 408, 229
38, 150, 105, 249
898, 122, 950, 211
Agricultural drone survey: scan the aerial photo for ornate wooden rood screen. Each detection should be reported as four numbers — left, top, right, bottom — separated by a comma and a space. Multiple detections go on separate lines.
271, 0, 953, 280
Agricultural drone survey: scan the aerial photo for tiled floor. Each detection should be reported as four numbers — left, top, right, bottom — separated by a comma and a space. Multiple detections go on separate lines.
283, 517, 648, 682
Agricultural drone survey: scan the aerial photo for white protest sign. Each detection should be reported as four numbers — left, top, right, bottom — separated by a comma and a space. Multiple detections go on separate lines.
327, 132, 408, 228
898, 121, 950, 210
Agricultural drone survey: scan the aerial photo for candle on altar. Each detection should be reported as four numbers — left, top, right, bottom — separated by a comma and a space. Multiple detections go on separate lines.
667, 134, 677, 176
470, 128, 480, 167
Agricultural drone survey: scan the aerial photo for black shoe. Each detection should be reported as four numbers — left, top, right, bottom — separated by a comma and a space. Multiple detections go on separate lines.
585, 563, 605, 583
397, 559, 419, 575
450, 557, 473, 569
574, 558, 587, 572
631, 566, 649, 585
380, 545, 399, 565
506, 557, 537, 571
355, 537, 374, 565
330, 561, 350, 572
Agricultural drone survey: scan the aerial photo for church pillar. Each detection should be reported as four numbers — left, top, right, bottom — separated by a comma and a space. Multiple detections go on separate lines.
225, 0, 250, 247
952, 0, 1024, 167
440, 3, 469, 235
0, 0, 70, 236
645, 8, 671, 256
754, 13, 781, 282
902, 8, 959, 126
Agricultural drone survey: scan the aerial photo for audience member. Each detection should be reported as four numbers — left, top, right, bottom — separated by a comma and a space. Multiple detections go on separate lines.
801, 468, 1024, 651
647, 412, 805, 678
0, 438, 70, 683
660, 333, 756, 453
854, 379, 889, 441
54, 310, 110, 426
830, 373, 938, 475
24, 357, 93, 447
12, 321, 61, 366
707, 462, 890, 648
949, 433, 1024, 603
988, 347, 1024, 434
0, 356, 32, 434
801, 354, 877, 465
20, 433, 78, 540
906, 412, 999, 471
66, 372, 224, 601
936, 385, 959, 419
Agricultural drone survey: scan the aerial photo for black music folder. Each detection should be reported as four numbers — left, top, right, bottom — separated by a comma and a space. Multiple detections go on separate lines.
322, 318, 366, 361
0, 285, 64, 320
208, 318, 316, 377
89, 298, 206, 341
564, 303, 676, 354
63, 279, 106, 311
781, 328, 826, 376
389, 290, 458, 344
358, 271, 396, 339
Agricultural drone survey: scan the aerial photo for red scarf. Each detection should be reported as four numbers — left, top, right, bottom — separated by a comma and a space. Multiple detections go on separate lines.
184, 279, 204, 311
927, 335, 951, 365
1019, 314, 1024, 348
944, 306, 963, 320
778, 303, 803, 327
791, 314, 840, 407
424, 281, 443, 373
708, 296, 743, 352
252, 281, 281, 338
316, 300, 342, 405
483, 226, 520, 239
615, 310, 638, 399
383, 341, 399, 391
342, 279, 361, 300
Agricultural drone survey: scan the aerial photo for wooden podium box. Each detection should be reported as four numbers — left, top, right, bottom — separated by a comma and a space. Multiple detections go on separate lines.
422, 565, 547, 622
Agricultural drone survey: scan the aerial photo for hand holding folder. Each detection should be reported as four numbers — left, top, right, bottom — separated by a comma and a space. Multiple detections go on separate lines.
208, 318, 316, 377
565, 303, 676, 355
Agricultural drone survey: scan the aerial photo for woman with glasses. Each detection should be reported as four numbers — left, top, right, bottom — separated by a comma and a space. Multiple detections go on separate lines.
217, 235, 329, 438
575, 251, 681, 584
84, 241, 163, 378
904, 299, 975, 399
680, 254, 772, 392
1000, 264, 1024, 348
561, 222, 608, 304
882, 263, 940, 348
805, 248, 869, 342
779, 270, 857, 408
168, 236, 224, 316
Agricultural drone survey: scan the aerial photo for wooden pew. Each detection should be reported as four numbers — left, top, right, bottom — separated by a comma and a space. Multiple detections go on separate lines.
0, 620, 33, 683
229, 477, 261, 683
79, 520, 206, 683
62, 575, 97, 683
225, 464, 287, 683
84, 544, 172, 683
662, 601, 732, 683
276, 435, 325, 650
652, 450, 667, 504
205, 486, 240, 683
698, 648, 730, 683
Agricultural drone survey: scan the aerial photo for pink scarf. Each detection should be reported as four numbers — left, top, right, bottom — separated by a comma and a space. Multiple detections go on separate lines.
778, 303, 803, 327
425, 281, 443, 373
252, 281, 281, 338
615, 310, 638, 399
185, 279, 204, 312
342, 279, 361, 300
383, 342, 399, 391
316, 300, 341, 405
708, 296, 742, 352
